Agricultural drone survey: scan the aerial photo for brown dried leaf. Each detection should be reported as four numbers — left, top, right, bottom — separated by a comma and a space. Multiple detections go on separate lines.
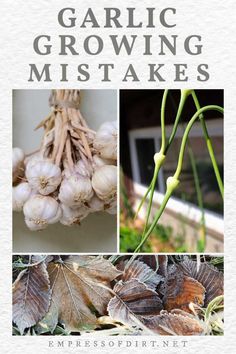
13, 260, 51, 334
137, 255, 159, 271
47, 256, 121, 331
108, 279, 163, 327
143, 310, 204, 335
122, 260, 162, 290
157, 255, 168, 277
164, 275, 205, 313
159, 264, 184, 296
177, 259, 223, 305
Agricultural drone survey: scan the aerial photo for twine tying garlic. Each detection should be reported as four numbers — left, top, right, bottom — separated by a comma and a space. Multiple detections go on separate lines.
12, 90, 117, 231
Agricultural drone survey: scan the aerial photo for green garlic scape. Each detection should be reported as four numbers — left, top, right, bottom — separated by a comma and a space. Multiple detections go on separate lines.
135, 90, 224, 253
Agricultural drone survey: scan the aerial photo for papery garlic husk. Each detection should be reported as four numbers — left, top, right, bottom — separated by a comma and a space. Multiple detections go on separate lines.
74, 159, 93, 178
26, 160, 61, 195
92, 165, 117, 202
87, 195, 105, 212
13, 182, 35, 212
92, 155, 116, 170
105, 199, 117, 215
13, 147, 25, 183
23, 195, 62, 231
93, 121, 117, 160
59, 174, 94, 208
62, 159, 92, 179
24, 151, 45, 169
60, 204, 90, 226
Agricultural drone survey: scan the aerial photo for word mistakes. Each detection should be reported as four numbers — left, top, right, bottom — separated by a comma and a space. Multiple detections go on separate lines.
28, 63, 209, 83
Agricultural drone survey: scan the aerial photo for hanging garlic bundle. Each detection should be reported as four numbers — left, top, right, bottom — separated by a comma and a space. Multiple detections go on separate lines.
12, 90, 117, 231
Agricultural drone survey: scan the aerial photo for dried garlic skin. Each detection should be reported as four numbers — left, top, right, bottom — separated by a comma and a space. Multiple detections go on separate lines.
92, 165, 117, 202
92, 155, 115, 170
93, 121, 117, 160
74, 159, 93, 178
60, 204, 90, 226
59, 174, 94, 208
12, 147, 24, 183
13, 182, 35, 212
88, 195, 105, 212
26, 160, 62, 195
24, 152, 46, 169
23, 195, 62, 231
106, 199, 117, 215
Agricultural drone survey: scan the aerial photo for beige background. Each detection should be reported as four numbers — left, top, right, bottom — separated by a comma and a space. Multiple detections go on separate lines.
13, 89, 118, 252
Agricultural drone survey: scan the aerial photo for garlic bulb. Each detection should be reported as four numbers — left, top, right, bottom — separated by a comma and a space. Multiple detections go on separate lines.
92, 165, 117, 202
23, 195, 62, 231
88, 195, 105, 212
59, 174, 93, 208
92, 155, 114, 170
13, 147, 24, 183
106, 199, 117, 215
24, 152, 45, 169
13, 182, 34, 212
93, 121, 117, 160
26, 160, 61, 195
12, 90, 118, 231
74, 159, 93, 178
60, 204, 90, 225
106, 206, 117, 215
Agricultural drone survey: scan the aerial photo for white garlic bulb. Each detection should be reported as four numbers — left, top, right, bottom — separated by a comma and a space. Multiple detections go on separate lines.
92, 155, 115, 170
74, 159, 93, 178
88, 195, 105, 212
23, 195, 62, 231
13, 147, 24, 183
92, 165, 117, 202
24, 152, 45, 169
106, 199, 117, 215
26, 160, 61, 195
13, 182, 35, 212
59, 174, 93, 208
93, 121, 117, 160
60, 204, 90, 226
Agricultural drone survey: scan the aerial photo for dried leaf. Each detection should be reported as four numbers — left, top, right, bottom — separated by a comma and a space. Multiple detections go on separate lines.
157, 255, 168, 277
143, 310, 204, 335
34, 301, 58, 334
108, 279, 163, 327
137, 255, 159, 271
13, 260, 51, 334
178, 259, 223, 305
47, 256, 121, 331
164, 275, 205, 313
159, 264, 184, 296
122, 260, 162, 290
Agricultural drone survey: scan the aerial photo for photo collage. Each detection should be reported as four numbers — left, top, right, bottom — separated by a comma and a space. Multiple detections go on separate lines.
12, 89, 224, 336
